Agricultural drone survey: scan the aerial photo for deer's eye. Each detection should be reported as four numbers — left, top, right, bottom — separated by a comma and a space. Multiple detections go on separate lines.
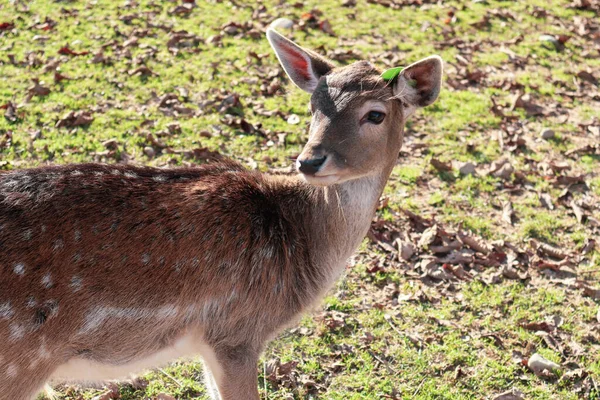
364, 111, 385, 125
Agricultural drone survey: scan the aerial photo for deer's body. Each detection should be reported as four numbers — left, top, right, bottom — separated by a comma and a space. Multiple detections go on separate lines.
0, 29, 442, 399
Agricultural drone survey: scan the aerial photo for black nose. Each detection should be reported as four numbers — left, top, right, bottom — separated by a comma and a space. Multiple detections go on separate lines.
298, 155, 327, 175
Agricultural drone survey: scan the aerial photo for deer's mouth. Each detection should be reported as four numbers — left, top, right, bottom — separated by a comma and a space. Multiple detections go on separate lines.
296, 150, 343, 186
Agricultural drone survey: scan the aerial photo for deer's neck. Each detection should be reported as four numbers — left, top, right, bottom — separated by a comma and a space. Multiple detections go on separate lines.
307, 165, 393, 286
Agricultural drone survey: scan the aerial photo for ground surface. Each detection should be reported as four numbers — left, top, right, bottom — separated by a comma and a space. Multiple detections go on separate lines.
1, 0, 599, 399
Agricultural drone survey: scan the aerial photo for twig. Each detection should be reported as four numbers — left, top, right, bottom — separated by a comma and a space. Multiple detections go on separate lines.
158, 368, 183, 387
412, 378, 426, 397
580, 269, 600, 275
368, 350, 398, 375
385, 315, 404, 336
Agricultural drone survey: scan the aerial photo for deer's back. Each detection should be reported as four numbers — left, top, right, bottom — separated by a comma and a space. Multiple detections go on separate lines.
0, 162, 318, 367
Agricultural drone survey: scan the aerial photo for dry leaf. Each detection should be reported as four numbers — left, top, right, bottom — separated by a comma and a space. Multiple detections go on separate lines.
502, 201, 515, 225
418, 225, 439, 248
55, 110, 94, 128
520, 321, 553, 332
430, 240, 461, 254
319, 19, 335, 36
502, 265, 529, 280
493, 388, 525, 400
396, 240, 416, 261
457, 232, 491, 254
570, 201, 585, 223
0, 22, 15, 31
580, 238, 596, 254
581, 284, 600, 300
28, 79, 51, 97
58, 45, 89, 56
577, 70, 598, 86
128, 66, 158, 77
430, 158, 453, 173
2, 102, 18, 122
538, 192, 555, 210
530, 239, 569, 260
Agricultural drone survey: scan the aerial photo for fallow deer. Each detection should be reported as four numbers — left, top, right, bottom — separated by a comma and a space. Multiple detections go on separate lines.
0, 28, 442, 399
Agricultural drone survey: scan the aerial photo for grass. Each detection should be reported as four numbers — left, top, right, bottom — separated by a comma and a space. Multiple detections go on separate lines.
1, 0, 599, 399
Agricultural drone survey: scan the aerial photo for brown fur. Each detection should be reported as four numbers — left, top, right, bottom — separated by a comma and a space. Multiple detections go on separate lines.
0, 29, 441, 399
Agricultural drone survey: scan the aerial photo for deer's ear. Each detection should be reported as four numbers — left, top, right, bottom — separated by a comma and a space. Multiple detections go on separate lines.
393, 56, 443, 114
266, 28, 335, 93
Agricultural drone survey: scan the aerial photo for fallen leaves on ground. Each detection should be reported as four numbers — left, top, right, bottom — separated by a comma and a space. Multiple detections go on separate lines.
55, 110, 94, 128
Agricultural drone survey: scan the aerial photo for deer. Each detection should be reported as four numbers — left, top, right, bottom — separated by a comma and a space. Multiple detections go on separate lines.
0, 28, 442, 400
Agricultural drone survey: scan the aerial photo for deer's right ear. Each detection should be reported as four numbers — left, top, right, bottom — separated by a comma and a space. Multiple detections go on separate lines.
393, 56, 443, 117
266, 28, 334, 93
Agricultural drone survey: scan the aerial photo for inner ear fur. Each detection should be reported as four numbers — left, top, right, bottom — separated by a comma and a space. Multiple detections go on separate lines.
266, 28, 335, 93
393, 56, 443, 108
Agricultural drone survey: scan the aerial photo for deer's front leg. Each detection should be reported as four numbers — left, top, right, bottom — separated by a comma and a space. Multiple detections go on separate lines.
203, 344, 260, 400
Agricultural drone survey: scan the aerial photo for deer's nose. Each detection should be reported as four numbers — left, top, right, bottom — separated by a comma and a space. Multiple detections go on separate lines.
297, 155, 327, 175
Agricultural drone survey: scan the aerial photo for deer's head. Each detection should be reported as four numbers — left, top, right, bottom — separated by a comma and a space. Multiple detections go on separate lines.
267, 29, 442, 186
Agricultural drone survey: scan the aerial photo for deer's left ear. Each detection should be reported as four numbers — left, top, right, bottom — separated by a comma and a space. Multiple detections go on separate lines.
393, 56, 443, 116
266, 28, 335, 93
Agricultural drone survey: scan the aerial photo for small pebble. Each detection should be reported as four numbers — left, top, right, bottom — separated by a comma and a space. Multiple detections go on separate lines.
540, 128, 555, 140
287, 114, 300, 125
539, 35, 561, 50
527, 353, 561, 376
458, 162, 476, 175
270, 18, 294, 30
143, 146, 155, 158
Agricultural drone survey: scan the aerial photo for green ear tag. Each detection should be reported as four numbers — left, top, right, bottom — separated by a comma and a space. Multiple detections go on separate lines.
381, 66, 404, 81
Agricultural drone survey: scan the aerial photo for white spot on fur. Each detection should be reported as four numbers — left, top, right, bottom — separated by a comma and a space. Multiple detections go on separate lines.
28, 358, 40, 370
259, 246, 274, 260
52, 238, 64, 251
153, 175, 167, 182
42, 273, 53, 289
6, 363, 18, 378
26, 296, 37, 308
38, 339, 51, 359
45, 300, 58, 316
41, 224, 47, 233
9, 323, 25, 341
13, 262, 25, 276
124, 171, 138, 179
22, 228, 32, 241
74, 230, 82, 242
0, 302, 14, 319
157, 305, 179, 319
70, 275, 83, 292
27, 339, 51, 370
173, 261, 183, 272
111, 169, 121, 175
141, 253, 151, 265
70, 170, 83, 176
79, 305, 179, 334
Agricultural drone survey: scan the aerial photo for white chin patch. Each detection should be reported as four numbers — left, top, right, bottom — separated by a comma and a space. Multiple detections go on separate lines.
300, 173, 340, 186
